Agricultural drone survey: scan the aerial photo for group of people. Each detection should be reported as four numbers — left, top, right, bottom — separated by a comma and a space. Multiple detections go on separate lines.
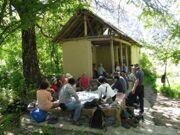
93, 63, 129, 79
36, 63, 144, 126
36, 73, 83, 125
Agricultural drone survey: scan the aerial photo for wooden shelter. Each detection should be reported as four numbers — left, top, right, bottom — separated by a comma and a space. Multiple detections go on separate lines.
53, 9, 141, 79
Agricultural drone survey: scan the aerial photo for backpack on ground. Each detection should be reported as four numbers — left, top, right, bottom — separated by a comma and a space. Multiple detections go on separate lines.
89, 107, 105, 129
30, 108, 47, 123
84, 99, 98, 109
126, 92, 139, 109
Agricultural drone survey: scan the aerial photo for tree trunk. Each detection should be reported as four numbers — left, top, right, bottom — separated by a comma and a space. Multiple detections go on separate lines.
22, 26, 41, 87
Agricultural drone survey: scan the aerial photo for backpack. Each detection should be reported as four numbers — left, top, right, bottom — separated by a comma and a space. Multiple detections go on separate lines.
89, 107, 105, 129
126, 92, 139, 109
30, 108, 47, 123
84, 99, 98, 109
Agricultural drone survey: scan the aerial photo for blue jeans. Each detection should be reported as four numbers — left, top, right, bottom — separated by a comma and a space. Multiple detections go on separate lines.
65, 102, 82, 121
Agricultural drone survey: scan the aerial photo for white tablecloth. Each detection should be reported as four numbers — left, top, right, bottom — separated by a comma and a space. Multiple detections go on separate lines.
76, 91, 99, 104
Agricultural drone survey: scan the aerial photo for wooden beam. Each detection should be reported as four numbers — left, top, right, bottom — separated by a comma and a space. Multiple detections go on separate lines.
84, 15, 87, 36
67, 18, 83, 38
55, 14, 82, 42
125, 45, 128, 68
120, 42, 123, 66
86, 17, 94, 36
114, 37, 131, 46
60, 35, 111, 43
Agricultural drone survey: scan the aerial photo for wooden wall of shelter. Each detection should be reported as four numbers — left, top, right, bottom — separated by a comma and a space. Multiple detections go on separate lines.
53, 9, 141, 79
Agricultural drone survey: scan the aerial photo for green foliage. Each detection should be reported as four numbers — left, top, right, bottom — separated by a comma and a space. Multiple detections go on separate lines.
0, 113, 23, 134
171, 49, 180, 64
0, 0, 89, 100
133, 0, 180, 64
159, 86, 180, 98
140, 53, 157, 90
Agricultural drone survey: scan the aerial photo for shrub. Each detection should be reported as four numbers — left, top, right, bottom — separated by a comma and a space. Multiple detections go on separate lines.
160, 86, 180, 98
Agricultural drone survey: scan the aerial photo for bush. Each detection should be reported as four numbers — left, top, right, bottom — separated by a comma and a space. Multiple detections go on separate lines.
159, 86, 180, 98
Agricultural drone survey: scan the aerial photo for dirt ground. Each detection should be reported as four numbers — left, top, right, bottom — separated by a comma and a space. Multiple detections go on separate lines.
19, 85, 180, 135
145, 86, 180, 130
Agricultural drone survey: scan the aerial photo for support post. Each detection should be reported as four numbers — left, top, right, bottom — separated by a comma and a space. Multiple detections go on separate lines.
120, 42, 123, 66
84, 15, 87, 36
110, 38, 115, 73
126, 45, 129, 68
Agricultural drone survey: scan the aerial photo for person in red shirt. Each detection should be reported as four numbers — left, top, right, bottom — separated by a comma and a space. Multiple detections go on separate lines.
50, 77, 58, 93
79, 73, 90, 91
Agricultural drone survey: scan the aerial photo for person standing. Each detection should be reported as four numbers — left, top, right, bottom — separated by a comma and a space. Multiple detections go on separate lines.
132, 64, 144, 114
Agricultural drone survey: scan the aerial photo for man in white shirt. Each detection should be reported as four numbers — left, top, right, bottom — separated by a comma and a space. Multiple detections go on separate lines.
97, 76, 117, 102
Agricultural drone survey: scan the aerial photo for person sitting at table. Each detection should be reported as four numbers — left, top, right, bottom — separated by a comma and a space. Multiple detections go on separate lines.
79, 73, 90, 91
97, 63, 106, 77
97, 76, 117, 102
37, 79, 59, 111
93, 63, 98, 79
112, 73, 127, 93
50, 77, 59, 101
59, 78, 82, 125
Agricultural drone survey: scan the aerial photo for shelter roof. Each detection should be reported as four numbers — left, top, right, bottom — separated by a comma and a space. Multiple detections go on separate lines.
53, 9, 140, 46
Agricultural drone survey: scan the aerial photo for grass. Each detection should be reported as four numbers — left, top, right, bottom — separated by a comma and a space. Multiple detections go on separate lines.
156, 77, 180, 98
144, 71, 180, 98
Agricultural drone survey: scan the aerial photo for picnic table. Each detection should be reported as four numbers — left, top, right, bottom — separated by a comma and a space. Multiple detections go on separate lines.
49, 91, 126, 125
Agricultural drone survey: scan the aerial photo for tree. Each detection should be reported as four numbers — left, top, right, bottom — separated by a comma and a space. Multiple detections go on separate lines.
0, 0, 87, 88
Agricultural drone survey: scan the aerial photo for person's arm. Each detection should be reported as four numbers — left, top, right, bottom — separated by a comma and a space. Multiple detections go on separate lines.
97, 87, 103, 99
132, 79, 139, 94
68, 86, 80, 102
112, 81, 117, 90
47, 91, 53, 101
132, 72, 140, 94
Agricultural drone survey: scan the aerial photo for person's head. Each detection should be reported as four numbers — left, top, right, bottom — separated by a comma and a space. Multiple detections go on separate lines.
51, 77, 57, 84
120, 71, 126, 76
98, 76, 106, 84
131, 64, 136, 73
114, 75, 119, 81
134, 64, 140, 70
99, 63, 103, 67
114, 72, 120, 77
65, 73, 73, 79
81, 72, 87, 78
39, 79, 50, 89
68, 78, 76, 86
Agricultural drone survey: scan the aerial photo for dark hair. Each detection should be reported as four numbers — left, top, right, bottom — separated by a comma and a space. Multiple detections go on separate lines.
114, 76, 119, 80
39, 79, 50, 89
68, 78, 76, 85
98, 77, 105, 84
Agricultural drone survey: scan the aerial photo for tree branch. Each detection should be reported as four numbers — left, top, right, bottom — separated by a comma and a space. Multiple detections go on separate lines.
0, 21, 20, 46
36, 23, 53, 38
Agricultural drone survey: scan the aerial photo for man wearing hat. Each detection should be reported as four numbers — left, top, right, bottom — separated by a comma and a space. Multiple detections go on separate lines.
132, 64, 144, 114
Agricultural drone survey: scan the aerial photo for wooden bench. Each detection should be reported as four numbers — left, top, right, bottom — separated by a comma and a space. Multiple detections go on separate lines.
48, 93, 125, 125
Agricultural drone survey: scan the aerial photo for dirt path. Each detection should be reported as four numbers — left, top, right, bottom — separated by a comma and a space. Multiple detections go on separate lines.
145, 86, 180, 130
